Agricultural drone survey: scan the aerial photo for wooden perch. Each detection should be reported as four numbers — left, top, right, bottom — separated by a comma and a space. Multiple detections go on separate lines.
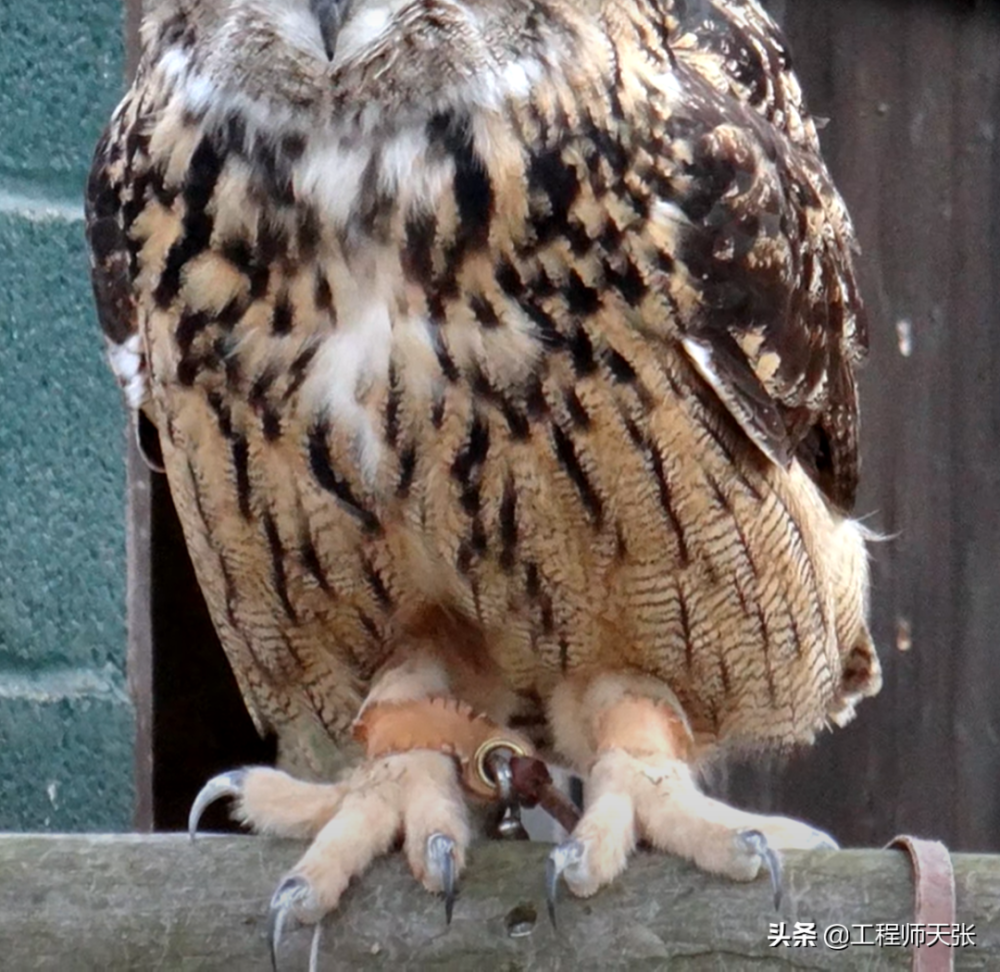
0, 834, 995, 969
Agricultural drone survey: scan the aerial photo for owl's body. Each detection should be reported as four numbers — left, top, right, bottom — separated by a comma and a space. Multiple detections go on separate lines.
88, 0, 881, 933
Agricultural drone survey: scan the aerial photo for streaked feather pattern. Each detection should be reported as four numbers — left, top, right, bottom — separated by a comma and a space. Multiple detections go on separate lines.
86, 0, 880, 767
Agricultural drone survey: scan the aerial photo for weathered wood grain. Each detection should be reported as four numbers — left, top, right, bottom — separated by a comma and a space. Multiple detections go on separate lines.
0, 835, 996, 970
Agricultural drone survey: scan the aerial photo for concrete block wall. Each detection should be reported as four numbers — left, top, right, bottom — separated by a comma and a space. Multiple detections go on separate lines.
0, 1, 133, 829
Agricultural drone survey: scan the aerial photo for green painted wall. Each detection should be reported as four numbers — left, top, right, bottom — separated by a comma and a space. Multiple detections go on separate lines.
0, 1, 133, 829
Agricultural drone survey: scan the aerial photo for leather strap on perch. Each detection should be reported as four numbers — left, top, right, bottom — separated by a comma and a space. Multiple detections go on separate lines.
886, 835, 956, 972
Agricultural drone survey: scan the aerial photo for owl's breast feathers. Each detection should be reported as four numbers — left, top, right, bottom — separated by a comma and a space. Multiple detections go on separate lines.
88, 0, 864, 509
85, 0, 877, 745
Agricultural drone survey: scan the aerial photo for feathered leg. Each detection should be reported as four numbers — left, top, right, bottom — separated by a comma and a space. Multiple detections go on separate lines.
190, 653, 471, 953
546, 673, 835, 914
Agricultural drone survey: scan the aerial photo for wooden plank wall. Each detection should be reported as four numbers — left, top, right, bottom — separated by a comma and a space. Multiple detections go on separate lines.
721, 0, 1000, 852
131, 0, 1000, 851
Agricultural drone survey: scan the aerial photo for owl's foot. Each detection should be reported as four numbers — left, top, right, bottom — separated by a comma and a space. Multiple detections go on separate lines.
547, 676, 836, 922
190, 752, 469, 964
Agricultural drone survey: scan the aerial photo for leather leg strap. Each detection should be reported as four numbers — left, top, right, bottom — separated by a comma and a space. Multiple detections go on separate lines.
353, 693, 685, 835
352, 697, 535, 799
886, 835, 956, 972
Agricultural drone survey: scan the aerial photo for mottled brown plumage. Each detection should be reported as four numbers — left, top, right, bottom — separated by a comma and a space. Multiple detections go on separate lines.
87, 0, 881, 932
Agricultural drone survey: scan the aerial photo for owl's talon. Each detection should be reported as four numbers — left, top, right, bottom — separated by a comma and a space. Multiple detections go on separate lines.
545, 838, 586, 928
737, 829, 784, 910
188, 769, 247, 841
268, 874, 313, 971
307, 922, 323, 972
426, 832, 458, 924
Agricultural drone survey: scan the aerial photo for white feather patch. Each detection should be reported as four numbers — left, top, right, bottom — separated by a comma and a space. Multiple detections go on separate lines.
651, 198, 692, 229
299, 269, 393, 483
332, 1, 402, 65
106, 334, 148, 410
296, 138, 373, 227
648, 69, 684, 103
271, 1, 329, 60
681, 335, 786, 467
499, 59, 542, 101
158, 47, 191, 85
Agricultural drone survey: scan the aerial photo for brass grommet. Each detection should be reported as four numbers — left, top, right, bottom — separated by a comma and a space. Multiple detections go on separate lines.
473, 738, 529, 796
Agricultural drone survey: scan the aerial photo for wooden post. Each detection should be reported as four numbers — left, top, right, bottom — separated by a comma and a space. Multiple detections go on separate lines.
0, 835, 994, 969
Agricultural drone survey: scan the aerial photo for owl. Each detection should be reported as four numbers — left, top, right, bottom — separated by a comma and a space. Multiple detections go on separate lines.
87, 0, 881, 955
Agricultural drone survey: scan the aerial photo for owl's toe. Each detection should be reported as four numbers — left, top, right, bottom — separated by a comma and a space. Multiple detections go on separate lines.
545, 838, 586, 926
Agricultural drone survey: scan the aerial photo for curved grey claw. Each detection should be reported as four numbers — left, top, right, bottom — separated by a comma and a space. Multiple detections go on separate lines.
308, 922, 323, 972
545, 839, 585, 929
188, 769, 247, 841
426, 832, 458, 924
737, 829, 784, 910
268, 875, 312, 972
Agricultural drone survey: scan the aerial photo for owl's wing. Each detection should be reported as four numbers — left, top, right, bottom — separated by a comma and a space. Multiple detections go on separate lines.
86, 81, 175, 469
662, 1, 867, 510
86, 111, 145, 410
